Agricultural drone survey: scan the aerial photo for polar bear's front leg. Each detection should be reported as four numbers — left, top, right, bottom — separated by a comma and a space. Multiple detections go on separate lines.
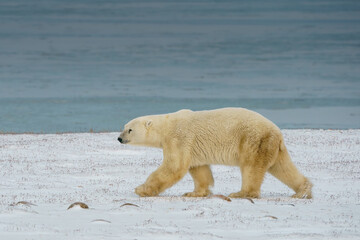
135, 162, 189, 197
183, 165, 214, 197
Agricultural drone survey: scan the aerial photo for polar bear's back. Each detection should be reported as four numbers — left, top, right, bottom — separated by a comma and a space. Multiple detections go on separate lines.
173, 107, 278, 133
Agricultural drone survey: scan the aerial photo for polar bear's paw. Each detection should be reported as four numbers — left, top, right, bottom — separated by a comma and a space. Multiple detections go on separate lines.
291, 178, 313, 199
228, 191, 260, 199
135, 184, 159, 197
182, 190, 211, 197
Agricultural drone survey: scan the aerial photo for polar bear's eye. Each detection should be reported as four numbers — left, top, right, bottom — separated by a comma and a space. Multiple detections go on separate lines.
128, 129, 132, 134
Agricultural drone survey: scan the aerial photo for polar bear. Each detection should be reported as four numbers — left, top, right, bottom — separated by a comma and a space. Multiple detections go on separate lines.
118, 108, 313, 199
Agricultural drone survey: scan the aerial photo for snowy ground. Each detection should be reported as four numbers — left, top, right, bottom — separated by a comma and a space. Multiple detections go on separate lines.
0, 130, 359, 239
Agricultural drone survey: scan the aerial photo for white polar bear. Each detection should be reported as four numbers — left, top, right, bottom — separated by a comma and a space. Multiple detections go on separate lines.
118, 108, 313, 199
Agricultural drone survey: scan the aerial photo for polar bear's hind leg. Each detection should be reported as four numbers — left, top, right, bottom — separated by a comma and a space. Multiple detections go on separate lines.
268, 143, 313, 199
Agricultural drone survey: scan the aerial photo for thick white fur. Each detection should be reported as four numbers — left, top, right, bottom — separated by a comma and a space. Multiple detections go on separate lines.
119, 108, 313, 199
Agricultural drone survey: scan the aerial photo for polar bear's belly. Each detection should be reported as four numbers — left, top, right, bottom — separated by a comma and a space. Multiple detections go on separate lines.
190, 146, 240, 167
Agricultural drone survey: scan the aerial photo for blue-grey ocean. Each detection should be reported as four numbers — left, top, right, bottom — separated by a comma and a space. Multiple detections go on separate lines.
0, 0, 359, 133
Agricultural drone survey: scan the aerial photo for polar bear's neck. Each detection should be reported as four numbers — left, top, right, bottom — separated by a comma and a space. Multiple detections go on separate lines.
144, 114, 170, 149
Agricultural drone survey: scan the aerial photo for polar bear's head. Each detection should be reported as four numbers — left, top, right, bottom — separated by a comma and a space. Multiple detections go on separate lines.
118, 116, 156, 147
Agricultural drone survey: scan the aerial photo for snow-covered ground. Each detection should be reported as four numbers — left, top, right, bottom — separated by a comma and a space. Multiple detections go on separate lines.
0, 130, 359, 239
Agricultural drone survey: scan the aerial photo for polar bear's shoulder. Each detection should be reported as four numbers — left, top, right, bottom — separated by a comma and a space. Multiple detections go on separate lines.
174, 109, 193, 114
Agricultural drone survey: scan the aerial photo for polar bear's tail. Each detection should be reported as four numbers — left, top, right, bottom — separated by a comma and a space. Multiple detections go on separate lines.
268, 140, 313, 199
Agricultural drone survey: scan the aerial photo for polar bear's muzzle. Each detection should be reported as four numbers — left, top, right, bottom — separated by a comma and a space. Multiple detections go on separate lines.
118, 136, 129, 144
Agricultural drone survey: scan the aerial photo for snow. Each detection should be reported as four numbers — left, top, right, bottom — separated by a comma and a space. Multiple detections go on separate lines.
0, 130, 359, 239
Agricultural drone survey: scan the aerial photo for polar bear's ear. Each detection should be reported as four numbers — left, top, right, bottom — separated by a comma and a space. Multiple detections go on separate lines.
145, 120, 153, 128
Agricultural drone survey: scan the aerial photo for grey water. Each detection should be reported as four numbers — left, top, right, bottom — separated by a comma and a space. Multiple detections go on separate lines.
0, 0, 359, 133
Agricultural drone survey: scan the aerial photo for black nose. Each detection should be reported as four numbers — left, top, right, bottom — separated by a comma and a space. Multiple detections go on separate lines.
118, 137, 123, 143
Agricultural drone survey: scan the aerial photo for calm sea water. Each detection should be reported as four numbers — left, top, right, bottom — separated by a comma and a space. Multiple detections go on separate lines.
0, 0, 359, 133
